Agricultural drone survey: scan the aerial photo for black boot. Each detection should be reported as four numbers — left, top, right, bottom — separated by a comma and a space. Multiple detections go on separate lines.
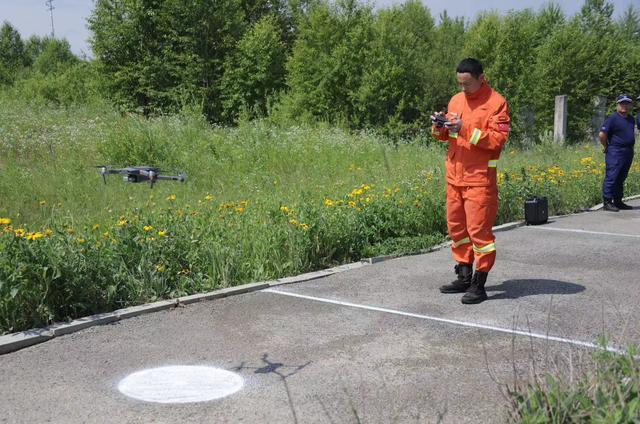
461, 271, 488, 304
440, 264, 472, 293
603, 198, 619, 212
614, 198, 633, 210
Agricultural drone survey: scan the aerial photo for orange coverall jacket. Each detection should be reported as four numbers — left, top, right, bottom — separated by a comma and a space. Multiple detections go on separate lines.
432, 82, 510, 186
432, 82, 510, 272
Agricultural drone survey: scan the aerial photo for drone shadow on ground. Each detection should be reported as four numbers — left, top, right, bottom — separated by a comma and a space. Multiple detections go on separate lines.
487, 279, 585, 300
233, 353, 311, 424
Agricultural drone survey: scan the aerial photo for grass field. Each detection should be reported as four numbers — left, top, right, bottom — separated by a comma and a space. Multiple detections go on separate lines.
1, 96, 639, 334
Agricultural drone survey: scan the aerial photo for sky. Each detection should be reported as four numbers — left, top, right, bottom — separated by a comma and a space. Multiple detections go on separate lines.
0, 0, 637, 57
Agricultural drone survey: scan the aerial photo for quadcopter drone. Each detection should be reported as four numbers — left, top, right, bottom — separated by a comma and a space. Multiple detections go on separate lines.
96, 166, 187, 188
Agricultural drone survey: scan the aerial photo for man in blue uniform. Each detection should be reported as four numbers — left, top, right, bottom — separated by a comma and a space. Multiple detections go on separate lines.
599, 94, 636, 212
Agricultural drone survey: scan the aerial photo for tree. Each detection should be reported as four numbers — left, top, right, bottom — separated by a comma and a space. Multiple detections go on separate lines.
220, 14, 288, 122
578, 0, 614, 33
531, 18, 621, 141
355, 0, 437, 134
462, 12, 502, 72
489, 9, 547, 144
285, 0, 373, 123
0, 22, 26, 85
32, 38, 79, 74
89, 0, 246, 118
617, 5, 640, 41
427, 11, 466, 111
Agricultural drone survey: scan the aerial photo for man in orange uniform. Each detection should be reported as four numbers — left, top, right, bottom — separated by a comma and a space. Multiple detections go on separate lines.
431, 58, 510, 304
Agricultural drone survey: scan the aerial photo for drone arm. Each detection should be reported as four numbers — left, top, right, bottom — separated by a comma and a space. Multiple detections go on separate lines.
107, 169, 132, 175
157, 173, 186, 182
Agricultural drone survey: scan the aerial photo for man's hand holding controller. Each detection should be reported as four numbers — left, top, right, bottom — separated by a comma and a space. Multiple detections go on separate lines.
431, 112, 462, 137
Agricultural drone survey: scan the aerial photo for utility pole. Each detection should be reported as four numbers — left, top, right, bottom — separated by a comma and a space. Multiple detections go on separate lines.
45, 0, 55, 37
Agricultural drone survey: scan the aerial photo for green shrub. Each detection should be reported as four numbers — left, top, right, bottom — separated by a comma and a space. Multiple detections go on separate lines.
11, 62, 101, 107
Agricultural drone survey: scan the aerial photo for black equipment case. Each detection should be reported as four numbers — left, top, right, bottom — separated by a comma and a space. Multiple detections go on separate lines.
524, 197, 548, 225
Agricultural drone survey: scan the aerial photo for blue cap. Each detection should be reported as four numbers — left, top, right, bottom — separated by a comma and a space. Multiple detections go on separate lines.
616, 94, 632, 103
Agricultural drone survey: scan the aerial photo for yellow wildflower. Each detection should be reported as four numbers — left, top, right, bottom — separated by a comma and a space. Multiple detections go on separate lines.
39, 200, 46, 206
26, 232, 44, 241
14, 228, 26, 237
146, 237, 155, 242
117, 218, 128, 228
0, 218, 11, 225
44, 229, 53, 236
76, 238, 87, 244
205, 194, 215, 201
324, 199, 335, 207
235, 207, 245, 214
92, 224, 100, 231
143, 225, 154, 232
166, 194, 177, 201
157, 230, 167, 237
300, 223, 310, 231
280, 206, 290, 214
156, 264, 166, 273
581, 157, 595, 166
289, 219, 298, 226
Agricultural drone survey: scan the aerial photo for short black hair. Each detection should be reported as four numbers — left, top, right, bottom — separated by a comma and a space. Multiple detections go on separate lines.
456, 58, 484, 79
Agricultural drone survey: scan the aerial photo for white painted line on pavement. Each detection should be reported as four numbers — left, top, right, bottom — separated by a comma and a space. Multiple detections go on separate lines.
263, 288, 624, 354
524, 226, 640, 239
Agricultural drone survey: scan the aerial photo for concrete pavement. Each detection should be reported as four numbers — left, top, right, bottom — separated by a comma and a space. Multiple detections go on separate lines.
1, 199, 639, 423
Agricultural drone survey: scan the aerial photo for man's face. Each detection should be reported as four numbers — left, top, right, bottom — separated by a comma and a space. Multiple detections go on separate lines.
617, 102, 632, 116
456, 72, 484, 95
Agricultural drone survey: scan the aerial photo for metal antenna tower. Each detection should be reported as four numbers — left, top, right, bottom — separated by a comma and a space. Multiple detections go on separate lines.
45, 0, 55, 37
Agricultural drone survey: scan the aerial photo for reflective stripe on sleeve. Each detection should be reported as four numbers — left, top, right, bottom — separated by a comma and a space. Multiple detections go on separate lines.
452, 237, 471, 248
473, 242, 496, 254
469, 128, 482, 145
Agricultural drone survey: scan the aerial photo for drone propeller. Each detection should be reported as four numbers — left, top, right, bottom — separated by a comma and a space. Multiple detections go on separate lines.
94, 165, 111, 184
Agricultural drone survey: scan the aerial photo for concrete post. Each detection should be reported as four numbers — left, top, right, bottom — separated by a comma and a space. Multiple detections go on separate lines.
592, 95, 607, 145
554, 95, 567, 144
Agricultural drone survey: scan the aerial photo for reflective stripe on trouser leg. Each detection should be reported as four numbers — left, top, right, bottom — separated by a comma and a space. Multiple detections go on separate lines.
446, 184, 474, 264
462, 185, 499, 272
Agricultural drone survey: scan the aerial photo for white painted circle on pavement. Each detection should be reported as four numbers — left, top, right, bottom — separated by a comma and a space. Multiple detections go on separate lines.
118, 365, 244, 403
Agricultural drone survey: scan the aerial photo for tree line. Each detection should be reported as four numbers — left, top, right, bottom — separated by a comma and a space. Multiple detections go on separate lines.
1, 0, 639, 143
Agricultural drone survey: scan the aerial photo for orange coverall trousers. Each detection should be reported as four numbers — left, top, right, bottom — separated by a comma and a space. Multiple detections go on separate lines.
446, 184, 498, 272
